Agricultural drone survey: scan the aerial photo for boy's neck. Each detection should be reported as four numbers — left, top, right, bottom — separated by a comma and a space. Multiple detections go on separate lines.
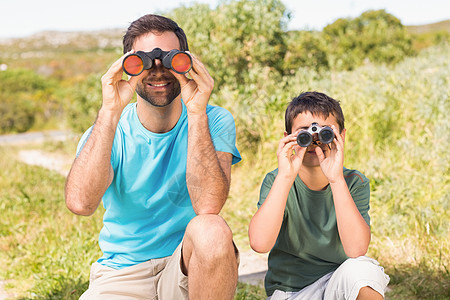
299, 166, 329, 191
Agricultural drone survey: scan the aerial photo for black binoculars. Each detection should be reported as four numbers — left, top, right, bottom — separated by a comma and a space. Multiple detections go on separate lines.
122, 48, 192, 76
297, 123, 335, 147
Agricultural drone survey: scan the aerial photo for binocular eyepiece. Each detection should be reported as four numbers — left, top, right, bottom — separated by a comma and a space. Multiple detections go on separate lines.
122, 48, 192, 76
297, 123, 335, 147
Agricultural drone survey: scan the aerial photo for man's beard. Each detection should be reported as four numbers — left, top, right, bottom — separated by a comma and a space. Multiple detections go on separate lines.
136, 79, 182, 107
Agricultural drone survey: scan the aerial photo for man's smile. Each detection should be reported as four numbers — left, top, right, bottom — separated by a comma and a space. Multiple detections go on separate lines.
149, 82, 169, 87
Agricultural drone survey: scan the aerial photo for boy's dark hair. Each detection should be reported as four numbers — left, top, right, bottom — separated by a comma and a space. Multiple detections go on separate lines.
285, 91, 345, 134
123, 14, 189, 54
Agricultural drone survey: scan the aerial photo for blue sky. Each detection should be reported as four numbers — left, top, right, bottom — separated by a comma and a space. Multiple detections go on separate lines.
1, 0, 449, 38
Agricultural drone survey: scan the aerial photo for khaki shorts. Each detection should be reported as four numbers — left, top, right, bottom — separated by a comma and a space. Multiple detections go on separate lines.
80, 241, 239, 300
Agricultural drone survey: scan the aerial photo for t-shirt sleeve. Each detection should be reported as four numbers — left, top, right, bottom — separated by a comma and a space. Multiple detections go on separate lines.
208, 107, 241, 165
76, 125, 120, 170
258, 172, 276, 208
348, 173, 371, 226
76, 126, 93, 157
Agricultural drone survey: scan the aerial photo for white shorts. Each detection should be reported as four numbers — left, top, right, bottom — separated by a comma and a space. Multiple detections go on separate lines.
268, 256, 390, 300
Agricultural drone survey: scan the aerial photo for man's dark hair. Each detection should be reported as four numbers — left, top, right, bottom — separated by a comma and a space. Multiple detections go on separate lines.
285, 91, 345, 134
123, 14, 189, 54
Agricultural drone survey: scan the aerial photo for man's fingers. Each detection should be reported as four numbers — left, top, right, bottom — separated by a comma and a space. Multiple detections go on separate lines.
103, 51, 134, 84
171, 70, 191, 87
186, 52, 214, 89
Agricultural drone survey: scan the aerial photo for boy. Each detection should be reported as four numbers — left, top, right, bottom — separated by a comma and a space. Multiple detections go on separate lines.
248, 92, 389, 299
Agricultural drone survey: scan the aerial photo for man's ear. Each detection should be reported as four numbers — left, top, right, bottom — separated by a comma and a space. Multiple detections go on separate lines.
284, 131, 288, 137
341, 128, 346, 143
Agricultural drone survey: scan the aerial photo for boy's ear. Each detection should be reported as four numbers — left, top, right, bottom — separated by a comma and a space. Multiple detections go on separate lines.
284, 131, 288, 137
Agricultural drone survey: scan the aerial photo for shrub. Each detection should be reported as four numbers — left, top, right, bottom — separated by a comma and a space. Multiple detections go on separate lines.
323, 9, 415, 70
65, 73, 103, 133
0, 69, 60, 133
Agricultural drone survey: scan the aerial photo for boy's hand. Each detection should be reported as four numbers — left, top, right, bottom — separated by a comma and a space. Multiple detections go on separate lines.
277, 133, 306, 180
316, 125, 345, 183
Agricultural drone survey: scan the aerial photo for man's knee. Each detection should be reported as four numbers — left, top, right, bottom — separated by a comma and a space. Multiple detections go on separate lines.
185, 215, 234, 258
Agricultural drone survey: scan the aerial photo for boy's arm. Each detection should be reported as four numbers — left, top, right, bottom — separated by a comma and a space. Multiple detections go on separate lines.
316, 125, 370, 257
330, 180, 371, 257
248, 174, 294, 253
248, 134, 306, 253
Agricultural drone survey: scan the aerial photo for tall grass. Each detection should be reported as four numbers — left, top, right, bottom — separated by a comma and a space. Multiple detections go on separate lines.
0, 44, 448, 299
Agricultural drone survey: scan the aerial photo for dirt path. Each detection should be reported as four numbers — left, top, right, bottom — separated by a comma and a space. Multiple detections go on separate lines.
0, 130, 71, 145
0, 280, 15, 300
18, 149, 72, 176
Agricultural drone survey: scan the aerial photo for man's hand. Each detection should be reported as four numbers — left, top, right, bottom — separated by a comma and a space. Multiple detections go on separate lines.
316, 125, 345, 183
171, 52, 214, 115
277, 133, 306, 180
101, 51, 144, 114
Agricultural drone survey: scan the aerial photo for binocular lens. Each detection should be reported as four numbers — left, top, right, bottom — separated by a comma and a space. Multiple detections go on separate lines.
297, 133, 312, 148
123, 55, 144, 76
171, 52, 192, 74
320, 129, 334, 144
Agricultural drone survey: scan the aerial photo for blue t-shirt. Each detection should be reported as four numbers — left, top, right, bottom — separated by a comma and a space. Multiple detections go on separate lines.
77, 102, 241, 269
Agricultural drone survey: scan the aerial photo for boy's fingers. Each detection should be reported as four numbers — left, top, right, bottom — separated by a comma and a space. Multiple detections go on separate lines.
315, 147, 325, 162
278, 135, 298, 152
294, 145, 306, 158
332, 125, 344, 145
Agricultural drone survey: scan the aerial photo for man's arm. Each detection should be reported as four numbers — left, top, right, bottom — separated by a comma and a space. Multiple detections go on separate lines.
65, 52, 141, 216
186, 114, 232, 214
65, 110, 118, 216
172, 53, 235, 215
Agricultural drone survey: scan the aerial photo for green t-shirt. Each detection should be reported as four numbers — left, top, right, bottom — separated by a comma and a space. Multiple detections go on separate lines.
258, 167, 371, 296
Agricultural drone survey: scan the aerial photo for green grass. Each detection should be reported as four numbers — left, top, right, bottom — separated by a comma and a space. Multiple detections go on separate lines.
0, 145, 104, 299
1, 43, 449, 299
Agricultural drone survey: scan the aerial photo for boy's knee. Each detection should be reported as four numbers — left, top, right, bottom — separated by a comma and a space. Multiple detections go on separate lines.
325, 257, 390, 299
334, 256, 386, 284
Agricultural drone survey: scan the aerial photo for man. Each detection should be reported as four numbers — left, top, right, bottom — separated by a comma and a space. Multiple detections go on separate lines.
65, 14, 241, 299
248, 92, 389, 299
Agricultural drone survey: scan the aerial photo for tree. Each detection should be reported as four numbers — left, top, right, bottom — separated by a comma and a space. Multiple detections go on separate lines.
323, 9, 414, 70
283, 30, 329, 73
168, 0, 289, 87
